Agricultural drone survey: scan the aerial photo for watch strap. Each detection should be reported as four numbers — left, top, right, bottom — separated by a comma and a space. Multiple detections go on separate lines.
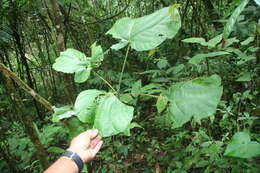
61, 151, 84, 172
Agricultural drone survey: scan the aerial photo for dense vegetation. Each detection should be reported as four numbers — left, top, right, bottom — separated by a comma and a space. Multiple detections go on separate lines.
0, 0, 259, 172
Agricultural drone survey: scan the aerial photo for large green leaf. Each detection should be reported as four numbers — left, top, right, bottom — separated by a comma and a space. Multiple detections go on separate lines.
223, 0, 249, 40
74, 89, 104, 123
189, 51, 230, 65
94, 94, 134, 137
107, 5, 181, 51
53, 49, 89, 73
53, 43, 104, 83
167, 75, 223, 128
224, 132, 260, 158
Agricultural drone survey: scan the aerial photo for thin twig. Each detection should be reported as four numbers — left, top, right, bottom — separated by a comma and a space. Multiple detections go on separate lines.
93, 71, 117, 93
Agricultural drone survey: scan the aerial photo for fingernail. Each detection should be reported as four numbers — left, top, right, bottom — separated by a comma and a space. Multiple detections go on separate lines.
93, 129, 98, 133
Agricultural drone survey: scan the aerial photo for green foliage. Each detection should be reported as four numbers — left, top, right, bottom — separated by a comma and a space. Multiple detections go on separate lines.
52, 106, 76, 122
241, 36, 255, 46
52, 90, 134, 137
156, 94, 168, 113
223, 0, 250, 40
166, 75, 223, 128
74, 67, 92, 83
254, 0, 260, 6
53, 43, 104, 83
189, 51, 230, 65
1, 1, 260, 172
74, 89, 105, 123
236, 71, 251, 82
107, 5, 181, 51
182, 34, 223, 48
52, 48, 88, 73
182, 37, 207, 45
94, 94, 134, 137
224, 132, 260, 158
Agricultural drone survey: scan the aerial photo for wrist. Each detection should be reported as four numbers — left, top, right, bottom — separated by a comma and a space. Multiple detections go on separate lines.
60, 156, 79, 171
67, 147, 86, 163
62, 151, 84, 172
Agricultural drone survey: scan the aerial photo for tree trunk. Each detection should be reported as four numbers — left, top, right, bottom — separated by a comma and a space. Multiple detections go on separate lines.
8, 0, 43, 119
2, 72, 49, 169
49, 0, 76, 104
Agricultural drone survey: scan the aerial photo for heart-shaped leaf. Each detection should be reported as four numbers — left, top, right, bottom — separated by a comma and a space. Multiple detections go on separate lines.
167, 75, 223, 128
94, 93, 134, 137
74, 89, 104, 123
53, 43, 104, 83
107, 5, 181, 51
53, 49, 89, 73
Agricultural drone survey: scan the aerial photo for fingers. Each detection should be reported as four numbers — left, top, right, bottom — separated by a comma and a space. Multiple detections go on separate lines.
81, 129, 99, 139
92, 140, 103, 155
82, 140, 103, 163
90, 136, 102, 149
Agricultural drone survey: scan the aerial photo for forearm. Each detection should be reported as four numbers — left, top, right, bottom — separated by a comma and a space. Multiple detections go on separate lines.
44, 130, 102, 173
43, 157, 79, 173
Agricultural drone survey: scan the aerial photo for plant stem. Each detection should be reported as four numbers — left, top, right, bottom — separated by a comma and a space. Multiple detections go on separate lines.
121, 92, 160, 98
118, 44, 131, 92
206, 57, 210, 75
93, 71, 117, 93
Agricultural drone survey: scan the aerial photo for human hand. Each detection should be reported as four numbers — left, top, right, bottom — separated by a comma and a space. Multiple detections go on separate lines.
67, 129, 103, 163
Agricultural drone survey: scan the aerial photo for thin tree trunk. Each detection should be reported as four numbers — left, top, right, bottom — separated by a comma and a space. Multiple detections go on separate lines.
2, 72, 49, 169
44, 34, 58, 100
8, 0, 43, 119
2, 47, 14, 71
49, 0, 76, 104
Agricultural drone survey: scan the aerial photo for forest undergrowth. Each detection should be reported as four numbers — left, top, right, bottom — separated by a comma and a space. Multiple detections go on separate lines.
0, 0, 259, 172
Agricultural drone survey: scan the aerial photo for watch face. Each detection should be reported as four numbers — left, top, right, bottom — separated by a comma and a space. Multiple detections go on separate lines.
62, 151, 84, 171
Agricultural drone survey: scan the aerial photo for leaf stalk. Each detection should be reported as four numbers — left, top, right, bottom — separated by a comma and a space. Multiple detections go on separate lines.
118, 44, 131, 92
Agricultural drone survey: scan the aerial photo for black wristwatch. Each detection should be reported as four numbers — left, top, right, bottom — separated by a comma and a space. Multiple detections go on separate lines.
61, 151, 84, 172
